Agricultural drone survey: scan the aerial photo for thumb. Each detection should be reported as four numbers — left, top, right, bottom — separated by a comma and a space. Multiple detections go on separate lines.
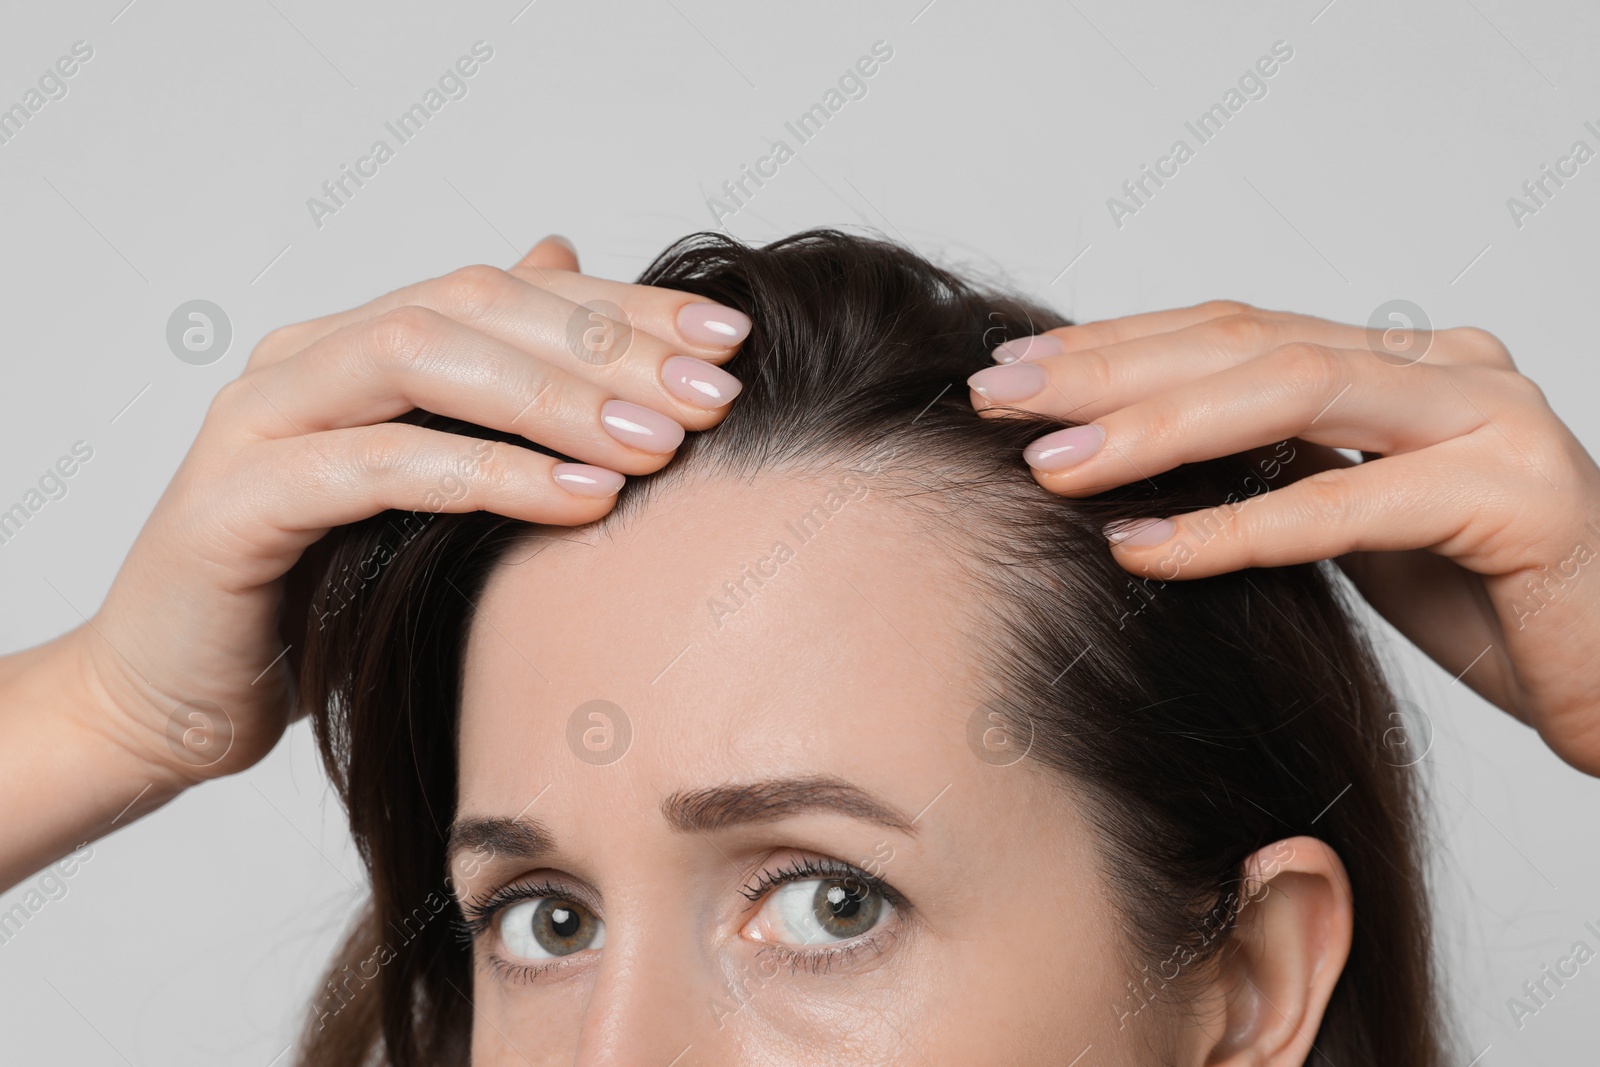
513, 234, 580, 278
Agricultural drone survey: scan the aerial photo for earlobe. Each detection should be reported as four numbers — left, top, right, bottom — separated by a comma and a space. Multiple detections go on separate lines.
1194, 836, 1354, 1066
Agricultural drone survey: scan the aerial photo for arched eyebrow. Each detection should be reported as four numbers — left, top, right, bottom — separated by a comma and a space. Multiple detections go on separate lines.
446, 775, 918, 865
661, 775, 918, 835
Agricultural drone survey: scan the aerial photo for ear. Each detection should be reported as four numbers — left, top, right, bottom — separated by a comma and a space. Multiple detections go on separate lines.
511, 234, 580, 280
1190, 836, 1353, 1066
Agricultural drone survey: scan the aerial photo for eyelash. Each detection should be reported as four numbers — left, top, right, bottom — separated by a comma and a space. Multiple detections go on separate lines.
459, 879, 572, 937
739, 855, 904, 907
459, 858, 908, 984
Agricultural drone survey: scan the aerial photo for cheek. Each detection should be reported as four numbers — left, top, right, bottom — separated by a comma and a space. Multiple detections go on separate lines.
470, 971, 590, 1065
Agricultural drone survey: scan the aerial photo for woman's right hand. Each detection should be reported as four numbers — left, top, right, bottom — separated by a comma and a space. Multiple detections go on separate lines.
1, 236, 749, 885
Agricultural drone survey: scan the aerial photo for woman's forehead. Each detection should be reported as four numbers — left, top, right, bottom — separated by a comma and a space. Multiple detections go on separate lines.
466, 474, 971, 706
455, 474, 995, 805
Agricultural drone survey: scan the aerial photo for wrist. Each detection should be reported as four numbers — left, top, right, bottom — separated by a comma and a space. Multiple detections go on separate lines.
0, 632, 188, 889
52, 624, 229, 795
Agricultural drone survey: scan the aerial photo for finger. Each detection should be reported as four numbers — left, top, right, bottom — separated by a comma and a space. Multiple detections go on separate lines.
251, 274, 744, 431
982, 309, 1513, 418
250, 264, 751, 372
1020, 346, 1498, 496
1097, 447, 1485, 580
244, 423, 624, 535
513, 233, 581, 275
232, 308, 698, 476
506, 268, 752, 360
1007, 300, 1251, 357
1021, 300, 1409, 358
973, 312, 1419, 424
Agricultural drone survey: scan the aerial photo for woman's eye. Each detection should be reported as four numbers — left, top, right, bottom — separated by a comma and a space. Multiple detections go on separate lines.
497, 897, 605, 961
745, 876, 889, 947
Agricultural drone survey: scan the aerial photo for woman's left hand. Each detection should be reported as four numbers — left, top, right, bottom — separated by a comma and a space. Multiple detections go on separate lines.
966, 300, 1600, 776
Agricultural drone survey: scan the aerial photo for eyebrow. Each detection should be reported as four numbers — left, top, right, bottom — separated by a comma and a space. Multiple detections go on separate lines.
446, 775, 918, 865
447, 814, 556, 864
660, 775, 918, 835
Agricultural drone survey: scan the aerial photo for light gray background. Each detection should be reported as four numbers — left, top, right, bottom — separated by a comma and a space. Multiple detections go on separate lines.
1, 0, 1596, 1063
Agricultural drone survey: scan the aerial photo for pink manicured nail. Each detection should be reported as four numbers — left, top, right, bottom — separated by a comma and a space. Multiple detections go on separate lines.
1104, 518, 1176, 547
1023, 425, 1105, 471
968, 362, 1047, 404
662, 355, 743, 408
678, 302, 752, 347
552, 463, 624, 497
600, 399, 685, 453
993, 335, 1063, 364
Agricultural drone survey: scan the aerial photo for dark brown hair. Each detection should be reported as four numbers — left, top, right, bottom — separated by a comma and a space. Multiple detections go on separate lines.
290, 229, 1446, 1065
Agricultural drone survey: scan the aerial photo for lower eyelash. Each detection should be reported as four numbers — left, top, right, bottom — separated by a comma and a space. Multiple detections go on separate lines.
758, 927, 899, 976
484, 953, 572, 985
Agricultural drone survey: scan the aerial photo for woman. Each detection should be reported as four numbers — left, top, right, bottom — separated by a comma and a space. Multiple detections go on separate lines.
3, 230, 1597, 1065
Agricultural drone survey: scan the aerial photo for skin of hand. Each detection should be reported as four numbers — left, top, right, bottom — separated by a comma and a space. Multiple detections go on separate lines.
0, 236, 751, 889
966, 300, 1600, 777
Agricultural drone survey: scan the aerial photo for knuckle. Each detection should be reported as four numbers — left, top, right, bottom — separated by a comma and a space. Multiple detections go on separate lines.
435, 264, 508, 321
1199, 299, 1253, 320
1209, 312, 1269, 352
1068, 346, 1116, 396
1293, 468, 1350, 514
207, 375, 255, 417
1484, 364, 1548, 403
513, 372, 566, 428
286, 435, 345, 496
1487, 366, 1548, 409
366, 305, 444, 367
462, 439, 518, 494
1463, 369, 1553, 445
1443, 325, 1513, 366
1473, 381, 1570, 477
249, 323, 308, 366
349, 423, 415, 476
1113, 401, 1174, 454
434, 438, 519, 506
1525, 437, 1579, 488
1268, 341, 1343, 396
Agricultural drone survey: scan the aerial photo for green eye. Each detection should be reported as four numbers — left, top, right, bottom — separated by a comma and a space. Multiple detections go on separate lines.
498, 897, 605, 960
747, 876, 889, 946
809, 878, 884, 940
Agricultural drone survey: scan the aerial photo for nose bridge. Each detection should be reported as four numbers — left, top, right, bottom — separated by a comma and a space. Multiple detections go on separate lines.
570, 907, 734, 1067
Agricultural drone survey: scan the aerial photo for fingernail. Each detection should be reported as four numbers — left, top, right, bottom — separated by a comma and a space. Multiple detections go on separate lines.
552, 463, 624, 497
968, 362, 1047, 404
662, 354, 743, 408
678, 302, 752, 347
993, 335, 1062, 364
1104, 518, 1176, 547
600, 399, 686, 453
1023, 425, 1105, 471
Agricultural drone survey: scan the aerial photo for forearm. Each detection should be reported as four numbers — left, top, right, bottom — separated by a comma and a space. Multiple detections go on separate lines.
0, 631, 184, 891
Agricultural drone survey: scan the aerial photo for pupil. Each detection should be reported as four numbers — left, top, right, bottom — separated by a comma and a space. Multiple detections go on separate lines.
826, 884, 860, 918
549, 906, 580, 938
